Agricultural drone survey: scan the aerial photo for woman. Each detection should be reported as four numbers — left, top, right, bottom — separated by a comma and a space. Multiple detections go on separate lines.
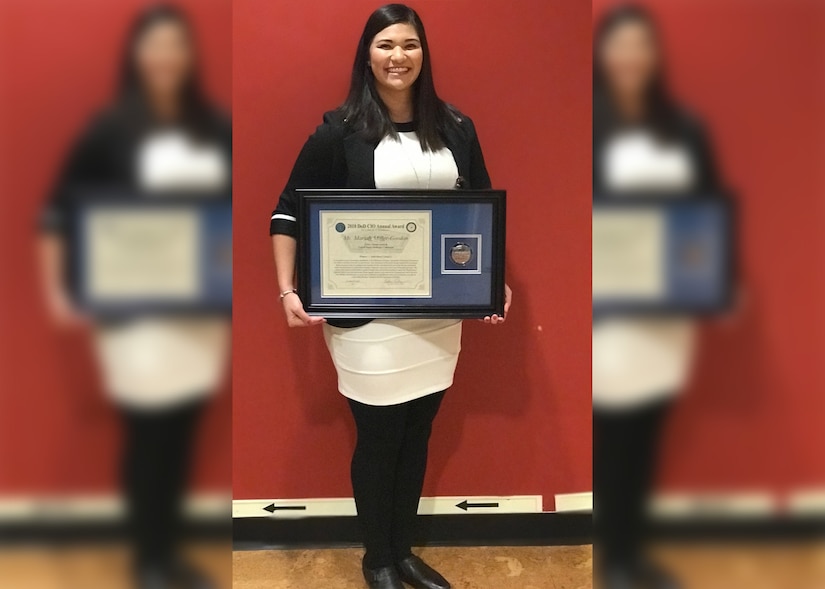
271, 5, 511, 589
38, 5, 230, 589
592, 5, 723, 589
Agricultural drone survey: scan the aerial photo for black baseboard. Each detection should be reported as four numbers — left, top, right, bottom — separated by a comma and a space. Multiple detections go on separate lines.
0, 519, 230, 546
5, 515, 825, 549
233, 513, 591, 550
233, 514, 825, 550
650, 517, 825, 543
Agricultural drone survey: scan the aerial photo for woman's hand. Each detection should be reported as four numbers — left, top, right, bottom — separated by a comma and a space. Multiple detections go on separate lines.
282, 292, 326, 327
711, 283, 748, 329
39, 235, 88, 329
482, 283, 512, 325
46, 290, 89, 330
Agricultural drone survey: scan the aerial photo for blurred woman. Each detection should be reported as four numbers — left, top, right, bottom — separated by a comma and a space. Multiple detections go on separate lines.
38, 5, 230, 589
271, 4, 510, 589
592, 4, 723, 589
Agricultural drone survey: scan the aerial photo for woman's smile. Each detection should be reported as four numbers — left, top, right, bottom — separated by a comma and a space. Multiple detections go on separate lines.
369, 22, 423, 94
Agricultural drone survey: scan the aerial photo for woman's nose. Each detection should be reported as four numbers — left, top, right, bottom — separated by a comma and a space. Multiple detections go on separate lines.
390, 46, 405, 61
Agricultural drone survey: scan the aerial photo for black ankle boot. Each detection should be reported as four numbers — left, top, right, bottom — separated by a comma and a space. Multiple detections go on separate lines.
635, 558, 682, 589
362, 562, 404, 589
168, 558, 217, 589
395, 555, 451, 589
134, 565, 172, 589
597, 566, 637, 589
597, 558, 682, 589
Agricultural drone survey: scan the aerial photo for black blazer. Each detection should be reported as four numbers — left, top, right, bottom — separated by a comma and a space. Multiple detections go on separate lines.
41, 105, 232, 235
270, 109, 492, 329
270, 109, 491, 237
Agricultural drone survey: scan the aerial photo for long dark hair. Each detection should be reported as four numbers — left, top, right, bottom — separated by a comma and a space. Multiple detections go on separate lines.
115, 3, 214, 139
593, 4, 680, 141
339, 3, 459, 152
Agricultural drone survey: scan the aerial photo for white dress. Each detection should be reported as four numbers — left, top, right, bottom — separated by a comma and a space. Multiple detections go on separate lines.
592, 130, 698, 410
323, 130, 462, 406
92, 130, 231, 410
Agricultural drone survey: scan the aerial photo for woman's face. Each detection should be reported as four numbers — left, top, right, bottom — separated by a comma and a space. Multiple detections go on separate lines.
599, 20, 659, 98
134, 20, 194, 99
369, 23, 423, 94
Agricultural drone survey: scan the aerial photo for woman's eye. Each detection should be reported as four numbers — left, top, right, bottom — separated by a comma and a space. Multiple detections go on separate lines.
405, 45, 419, 50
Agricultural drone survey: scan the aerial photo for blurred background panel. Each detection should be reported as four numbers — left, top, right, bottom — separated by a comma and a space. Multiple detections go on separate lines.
593, 0, 825, 514
0, 0, 231, 499
0, 0, 232, 587
592, 0, 825, 586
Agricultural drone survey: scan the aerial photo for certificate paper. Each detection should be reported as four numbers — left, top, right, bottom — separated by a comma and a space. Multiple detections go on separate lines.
85, 209, 200, 300
320, 210, 432, 298
592, 209, 665, 299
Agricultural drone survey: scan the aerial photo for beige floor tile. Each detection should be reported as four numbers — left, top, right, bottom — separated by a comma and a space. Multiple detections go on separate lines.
232, 546, 591, 589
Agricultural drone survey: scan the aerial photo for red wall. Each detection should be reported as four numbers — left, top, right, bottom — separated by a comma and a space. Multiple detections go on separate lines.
0, 0, 233, 494
232, 0, 593, 509
592, 0, 825, 494
4, 0, 820, 506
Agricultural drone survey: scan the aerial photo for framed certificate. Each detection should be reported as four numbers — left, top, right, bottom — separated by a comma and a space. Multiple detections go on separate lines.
592, 195, 735, 315
297, 189, 506, 319
71, 194, 232, 316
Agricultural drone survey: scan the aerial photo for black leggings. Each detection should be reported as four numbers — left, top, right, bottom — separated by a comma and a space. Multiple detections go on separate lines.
593, 398, 672, 571
347, 390, 446, 569
120, 399, 204, 569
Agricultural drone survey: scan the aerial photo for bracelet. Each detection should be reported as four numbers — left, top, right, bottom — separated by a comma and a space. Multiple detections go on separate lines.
279, 289, 298, 299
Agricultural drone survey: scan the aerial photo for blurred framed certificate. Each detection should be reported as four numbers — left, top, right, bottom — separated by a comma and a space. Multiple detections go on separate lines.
592, 195, 735, 315
297, 189, 506, 319
72, 194, 231, 316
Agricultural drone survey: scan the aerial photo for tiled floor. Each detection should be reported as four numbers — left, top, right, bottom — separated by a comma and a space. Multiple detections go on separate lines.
232, 546, 592, 589
0, 543, 232, 589
652, 542, 825, 589
232, 543, 825, 589
5, 542, 825, 588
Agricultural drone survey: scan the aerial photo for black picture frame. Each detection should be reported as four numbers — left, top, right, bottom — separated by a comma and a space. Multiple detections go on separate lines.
69, 191, 232, 318
297, 189, 507, 319
592, 193, 736, 316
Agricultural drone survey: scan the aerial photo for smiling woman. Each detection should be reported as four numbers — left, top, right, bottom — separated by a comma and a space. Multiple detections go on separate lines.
269, 4, 511, 589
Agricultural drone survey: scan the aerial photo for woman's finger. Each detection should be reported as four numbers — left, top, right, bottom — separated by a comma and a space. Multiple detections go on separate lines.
292, 305, 325, 326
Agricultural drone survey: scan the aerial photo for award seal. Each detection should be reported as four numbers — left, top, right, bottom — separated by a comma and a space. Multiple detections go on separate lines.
450, 242, 473, 266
